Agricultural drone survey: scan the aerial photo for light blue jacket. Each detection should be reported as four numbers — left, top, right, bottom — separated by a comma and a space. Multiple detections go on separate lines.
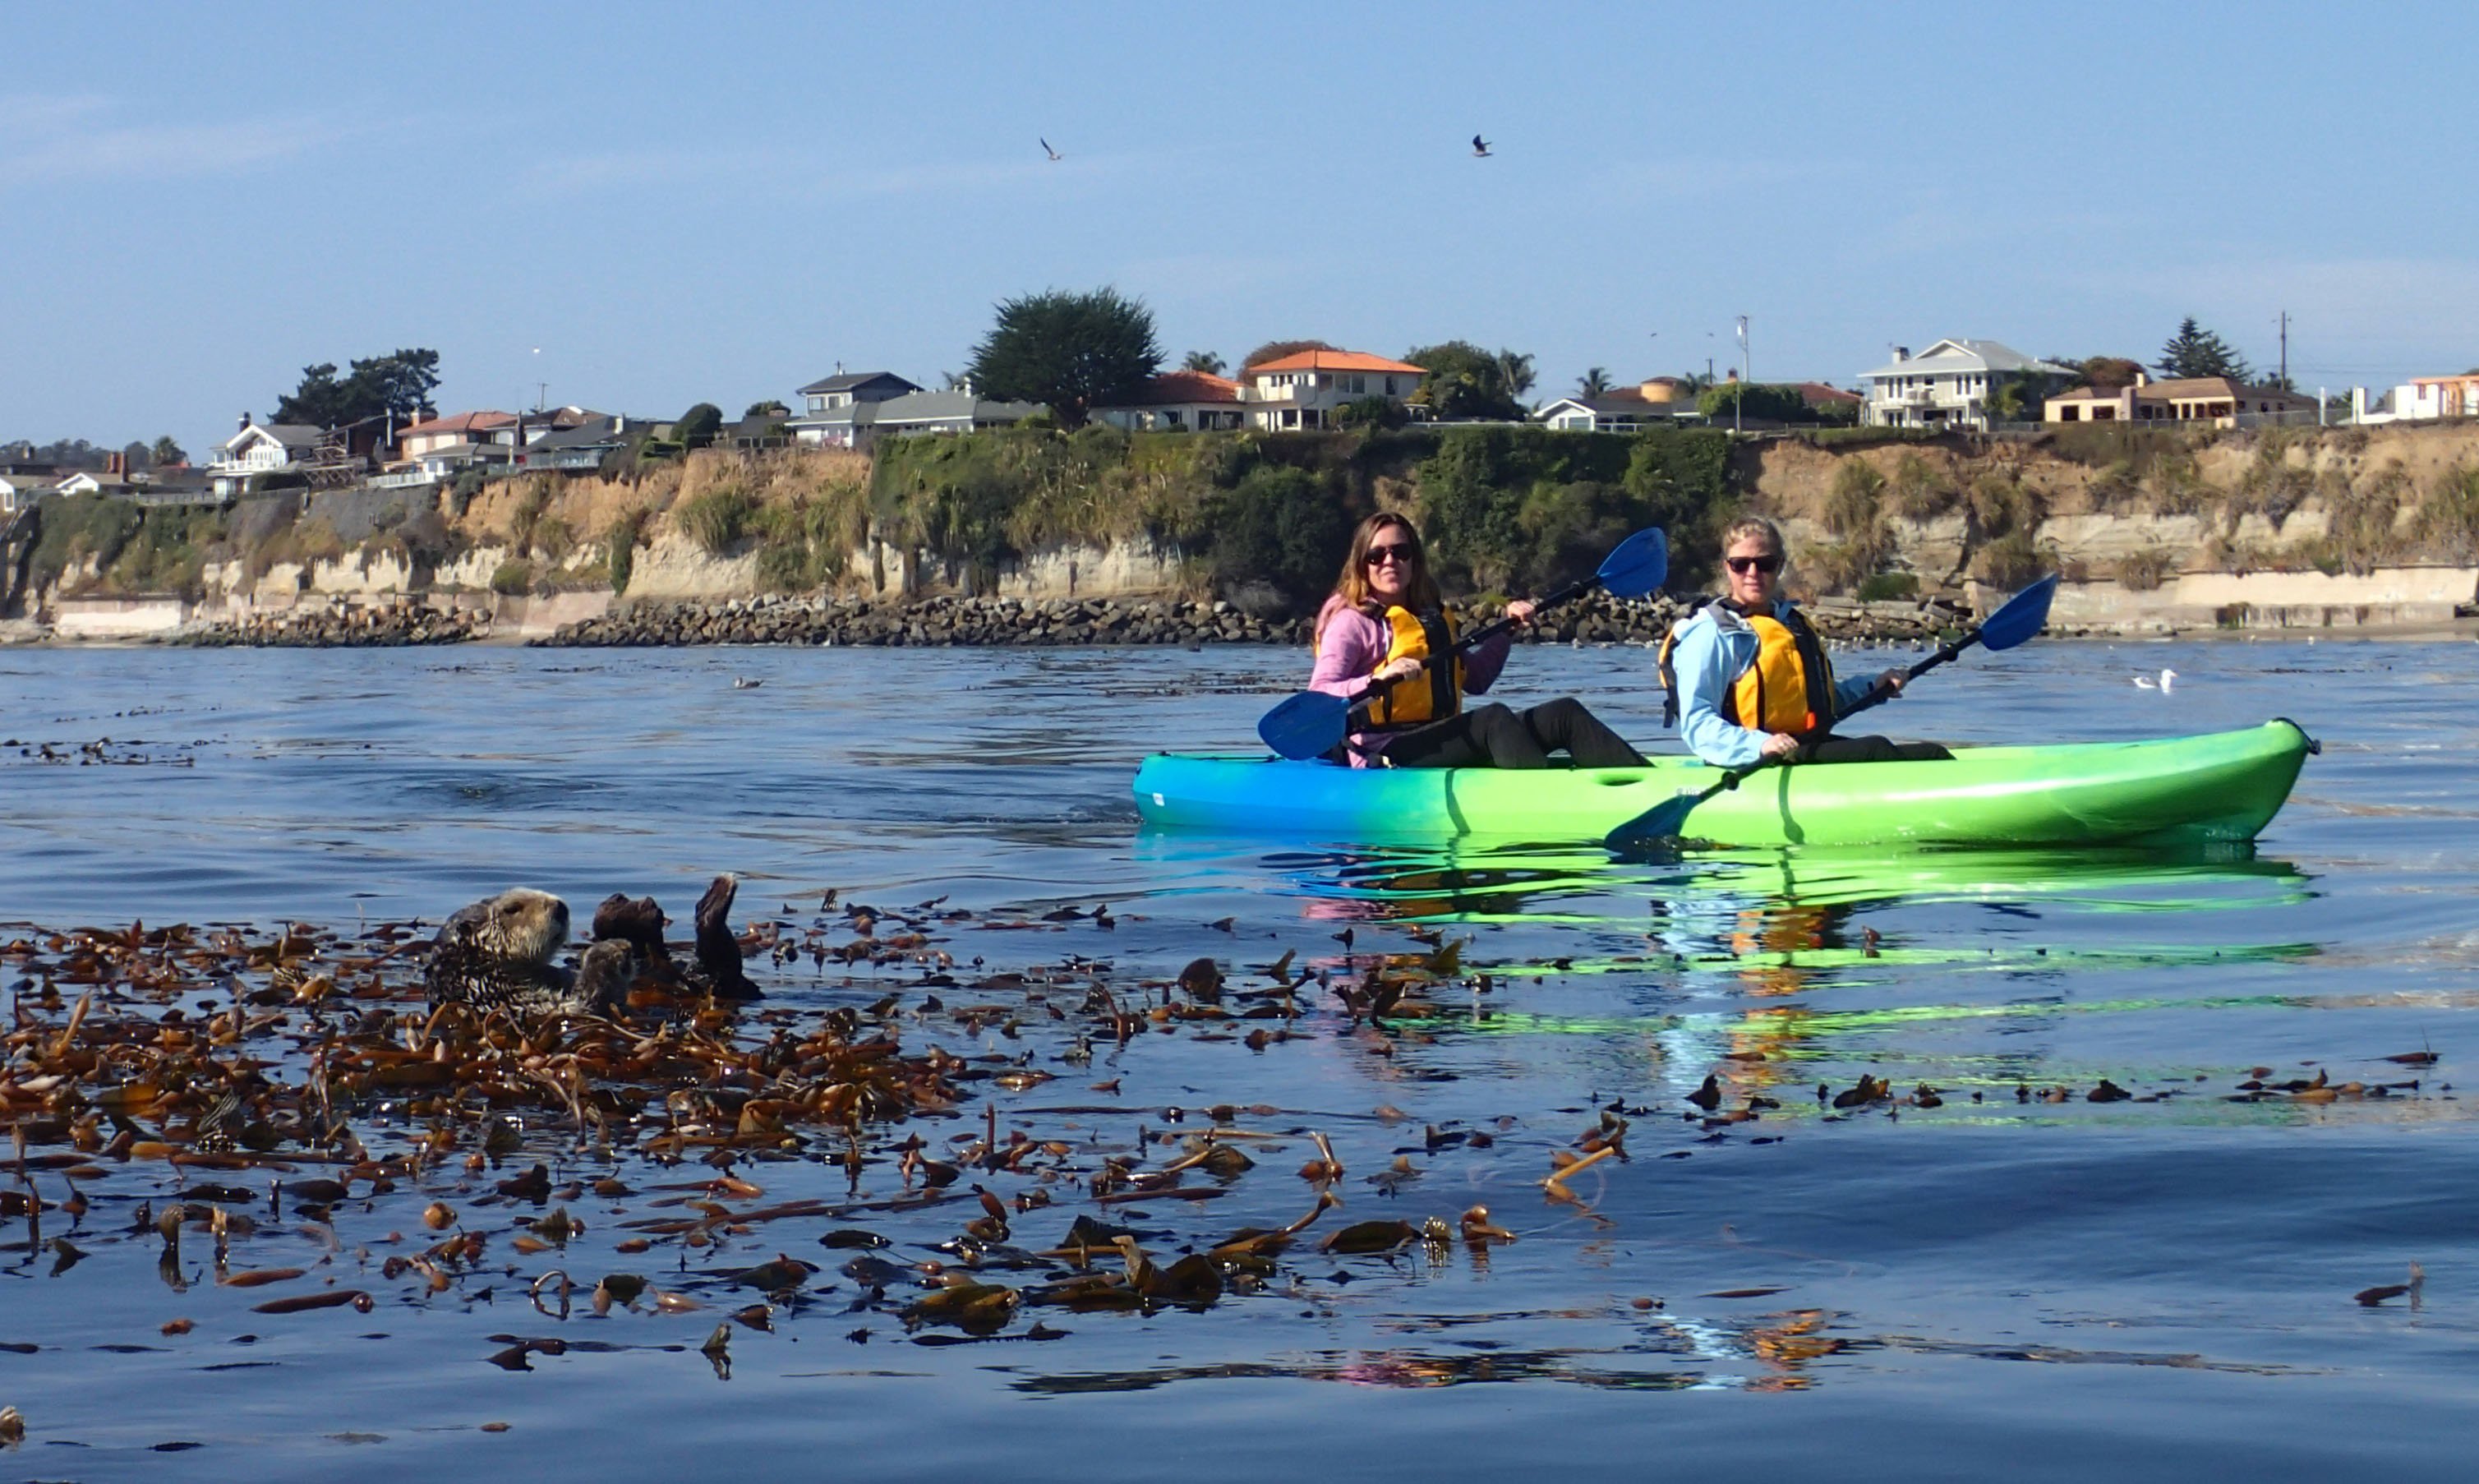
1668, 601, 1878, 768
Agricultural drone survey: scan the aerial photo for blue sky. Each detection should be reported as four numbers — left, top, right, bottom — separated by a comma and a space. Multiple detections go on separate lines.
7, 2, 2477, 452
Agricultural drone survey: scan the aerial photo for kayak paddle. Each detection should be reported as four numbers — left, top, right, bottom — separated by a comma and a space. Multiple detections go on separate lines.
1256, 527, 1669, 761
1610, 571, 2060, 843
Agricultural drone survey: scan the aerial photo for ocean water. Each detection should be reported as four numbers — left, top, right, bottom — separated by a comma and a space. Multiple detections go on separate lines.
2, 636, 2476, 1480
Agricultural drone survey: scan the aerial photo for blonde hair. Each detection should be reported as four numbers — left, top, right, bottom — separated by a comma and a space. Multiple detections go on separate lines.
1717, 516, 1788, 586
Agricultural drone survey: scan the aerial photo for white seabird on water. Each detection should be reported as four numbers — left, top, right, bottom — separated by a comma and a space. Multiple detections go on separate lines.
2132, 668, 2177, 694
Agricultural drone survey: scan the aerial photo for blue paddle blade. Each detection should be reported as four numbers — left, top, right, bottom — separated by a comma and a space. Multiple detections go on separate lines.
1258, 689, 1352, 760
1594, 528, 1669, 600
1979, 572, 2058, 652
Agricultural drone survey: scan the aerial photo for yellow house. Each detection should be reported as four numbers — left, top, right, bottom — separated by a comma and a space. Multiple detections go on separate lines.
2046, 372, 2313, 428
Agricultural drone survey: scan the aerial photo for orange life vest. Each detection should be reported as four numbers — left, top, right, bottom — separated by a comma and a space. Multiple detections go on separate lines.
1359, 604, 1462, 729
1657, 601, 1838, 735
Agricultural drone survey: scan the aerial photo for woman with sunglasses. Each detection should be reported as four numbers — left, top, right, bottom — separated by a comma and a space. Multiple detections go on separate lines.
1658, 516, 1951, 767
1307, 512, 1647, 769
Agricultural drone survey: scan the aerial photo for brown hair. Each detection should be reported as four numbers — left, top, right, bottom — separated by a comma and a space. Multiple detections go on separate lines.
1330, 511, 1442, 615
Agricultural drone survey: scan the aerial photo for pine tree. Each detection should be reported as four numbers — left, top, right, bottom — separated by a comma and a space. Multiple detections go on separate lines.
2157, 317, 2252, 382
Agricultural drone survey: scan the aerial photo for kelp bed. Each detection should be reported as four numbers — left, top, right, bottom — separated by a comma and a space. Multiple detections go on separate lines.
0, 887, 2447, 1441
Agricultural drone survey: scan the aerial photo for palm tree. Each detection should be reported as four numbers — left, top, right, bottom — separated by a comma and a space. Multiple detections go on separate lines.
1494, 348, 1537, 400
1182, 350, 1227, 376
1575, 366, 1613, 398
1679, 370, 1716, 395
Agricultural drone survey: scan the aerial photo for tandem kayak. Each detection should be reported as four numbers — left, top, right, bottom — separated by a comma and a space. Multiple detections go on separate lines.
1132, 720, 2315, 849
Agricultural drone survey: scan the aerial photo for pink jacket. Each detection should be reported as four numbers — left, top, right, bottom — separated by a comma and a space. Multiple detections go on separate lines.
1308, 594, 1511, 766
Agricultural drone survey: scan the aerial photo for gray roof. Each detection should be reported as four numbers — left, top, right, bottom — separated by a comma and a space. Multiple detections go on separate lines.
1532, 394, 1696, 419
233, 422, 326, 450
1858, 339, 2076, 382
525, 415, 634, 452
797, 370, 919, 397
869, 390, 1043, 426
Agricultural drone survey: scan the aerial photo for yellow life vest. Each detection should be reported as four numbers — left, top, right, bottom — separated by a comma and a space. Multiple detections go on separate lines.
1657, 601, 1839, 735
1360, 604, 1462, 729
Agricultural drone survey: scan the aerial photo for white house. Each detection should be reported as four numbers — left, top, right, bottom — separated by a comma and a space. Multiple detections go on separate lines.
2350, 374, 2479, 425
1094, 371, 1246, 432
1239, 350, 1426, 431
1859, 339, 2077, 431
0, 471, 62, 514
1532, 376, 1705, 432
210, 418, 326, 496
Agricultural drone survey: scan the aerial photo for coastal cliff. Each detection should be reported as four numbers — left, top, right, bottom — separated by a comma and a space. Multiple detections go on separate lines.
12, 422, 2479, 643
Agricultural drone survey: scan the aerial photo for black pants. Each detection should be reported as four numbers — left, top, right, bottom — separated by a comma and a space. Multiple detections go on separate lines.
1799, 735, 1953, 763
1383, 698, 1647, 769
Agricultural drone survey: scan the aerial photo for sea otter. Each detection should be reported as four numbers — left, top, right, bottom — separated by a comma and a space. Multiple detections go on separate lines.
425, 888, 634, 1017
426, 876, 758, 1016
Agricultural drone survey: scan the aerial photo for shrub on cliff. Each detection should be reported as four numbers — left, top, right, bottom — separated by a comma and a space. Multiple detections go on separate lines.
27, 492, 141, 588
1193, 462, 1358, 609
676, 404, 725, 451
676, 486, 758, 555
491, 559, 533, 596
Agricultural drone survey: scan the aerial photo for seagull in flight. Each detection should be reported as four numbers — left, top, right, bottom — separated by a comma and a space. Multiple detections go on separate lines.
1471, 135, 1492, 158
1040, 137, 1063, 162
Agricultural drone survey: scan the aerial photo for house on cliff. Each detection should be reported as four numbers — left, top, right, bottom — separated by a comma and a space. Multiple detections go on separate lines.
0, 470, 62, 514
787, 371, 922, 448
1239, 350, 1426, 431
1094, 371, 1245, 432
210, 417, 329, 497
1532, 376, 1706, 432
2350, 374, 2479, 425
1859, 339, 2076, 431
2045, 372, 2314, 429
865, 389, 1043, 441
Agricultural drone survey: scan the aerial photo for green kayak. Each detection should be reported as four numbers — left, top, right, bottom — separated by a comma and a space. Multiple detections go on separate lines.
1132, 720, 2314, 849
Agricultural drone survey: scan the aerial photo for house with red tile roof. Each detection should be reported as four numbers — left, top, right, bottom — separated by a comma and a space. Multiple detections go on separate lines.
397, 410, 518, 461
1239, 349, 1426, 431
1094, 370, 1244, 432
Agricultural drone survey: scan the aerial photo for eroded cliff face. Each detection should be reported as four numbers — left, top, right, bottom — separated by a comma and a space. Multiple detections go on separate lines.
1748, 421, 2479, 590
25, 425, 2479, 640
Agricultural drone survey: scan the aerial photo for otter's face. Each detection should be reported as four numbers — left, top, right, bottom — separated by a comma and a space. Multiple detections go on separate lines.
477, 889, 570, 964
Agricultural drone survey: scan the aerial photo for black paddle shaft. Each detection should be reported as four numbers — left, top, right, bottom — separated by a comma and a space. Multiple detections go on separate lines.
1341, 573, 1605, 718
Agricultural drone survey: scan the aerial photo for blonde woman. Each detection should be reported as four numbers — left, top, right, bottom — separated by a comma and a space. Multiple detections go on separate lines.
1657, 517, 1949, 767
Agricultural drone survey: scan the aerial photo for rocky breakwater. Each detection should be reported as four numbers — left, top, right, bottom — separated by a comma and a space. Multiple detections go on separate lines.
1791, 593, 1976, 648
538, 593, 1310, 648
1495, 589, 1973, 648
173, 601, 489, 648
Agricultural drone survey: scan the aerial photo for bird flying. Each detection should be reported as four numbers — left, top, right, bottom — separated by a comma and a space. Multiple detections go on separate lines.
1040, 137, 1062, 162
1471, 135, 1492, 157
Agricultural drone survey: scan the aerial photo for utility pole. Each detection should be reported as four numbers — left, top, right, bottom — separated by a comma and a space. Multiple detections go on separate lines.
536, 381, 549, 414
1734, 316, 1750, 435
2277, 311, 2289, 389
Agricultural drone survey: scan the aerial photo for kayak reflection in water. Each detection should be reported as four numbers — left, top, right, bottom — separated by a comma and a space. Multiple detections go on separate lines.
1658, 516, 1952, 767
1308, 513, 1647, 770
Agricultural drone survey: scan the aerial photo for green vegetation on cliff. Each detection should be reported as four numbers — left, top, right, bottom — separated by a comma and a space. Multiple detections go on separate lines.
866, 424, 1739, 609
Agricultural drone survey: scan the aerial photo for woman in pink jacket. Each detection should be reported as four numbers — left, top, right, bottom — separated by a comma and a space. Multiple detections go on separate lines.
1307, 512, 1647, 769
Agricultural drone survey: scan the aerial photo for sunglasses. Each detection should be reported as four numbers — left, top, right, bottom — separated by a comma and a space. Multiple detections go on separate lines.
1364, 544, 1417, 567
1726, 554, 1783, 575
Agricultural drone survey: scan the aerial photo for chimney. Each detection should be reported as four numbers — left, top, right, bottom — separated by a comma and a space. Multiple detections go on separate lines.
2132, 369, 2149, 388
237, 412, 252, 431
1891, 348, 1909, 364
